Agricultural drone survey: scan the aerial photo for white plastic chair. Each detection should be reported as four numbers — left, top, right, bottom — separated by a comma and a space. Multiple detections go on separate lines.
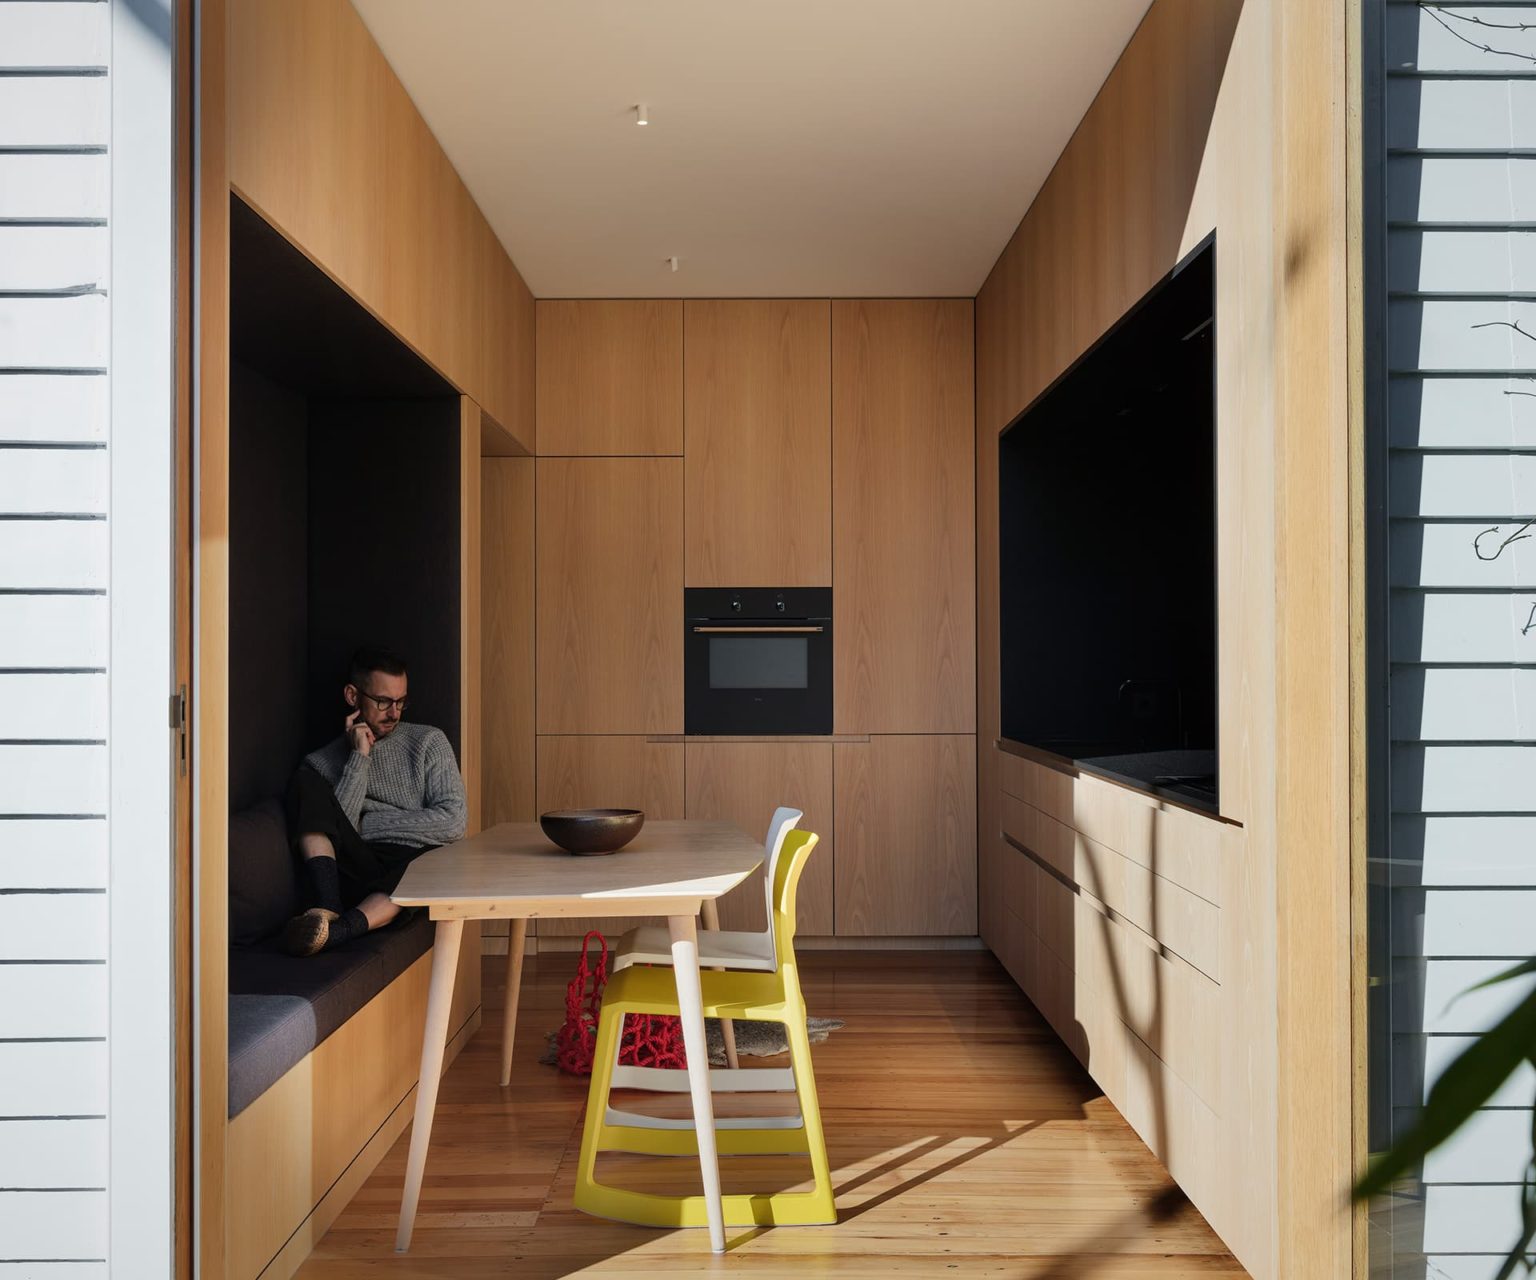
611, 805, 802, 1070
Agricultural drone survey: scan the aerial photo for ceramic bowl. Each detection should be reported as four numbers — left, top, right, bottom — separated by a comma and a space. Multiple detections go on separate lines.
538, 808, 645, 855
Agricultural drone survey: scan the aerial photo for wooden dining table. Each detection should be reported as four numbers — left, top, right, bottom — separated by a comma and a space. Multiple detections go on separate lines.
388, 818, 765, 1255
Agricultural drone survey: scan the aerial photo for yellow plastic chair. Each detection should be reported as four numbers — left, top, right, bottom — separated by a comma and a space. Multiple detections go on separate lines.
612, 805, 802, 1073
572, 828, 836, 1229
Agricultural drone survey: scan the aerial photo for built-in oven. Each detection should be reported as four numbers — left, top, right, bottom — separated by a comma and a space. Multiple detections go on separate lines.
684, 588, 833, 735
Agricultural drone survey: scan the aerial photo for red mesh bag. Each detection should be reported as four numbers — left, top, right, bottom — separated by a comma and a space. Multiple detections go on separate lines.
554, 930, 688, 1075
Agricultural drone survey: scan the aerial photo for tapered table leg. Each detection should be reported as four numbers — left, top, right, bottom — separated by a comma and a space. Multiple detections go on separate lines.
668, 912, 726, 1253
698, 898, 740, 1071
394, 917, 463, 1252
499, 918, 528, 1086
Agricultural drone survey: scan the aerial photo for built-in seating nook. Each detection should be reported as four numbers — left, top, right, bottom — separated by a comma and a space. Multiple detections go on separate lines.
223, 196, 483, 1274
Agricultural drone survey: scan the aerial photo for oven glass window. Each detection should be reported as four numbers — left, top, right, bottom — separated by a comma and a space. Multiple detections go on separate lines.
708, 636, 809, 690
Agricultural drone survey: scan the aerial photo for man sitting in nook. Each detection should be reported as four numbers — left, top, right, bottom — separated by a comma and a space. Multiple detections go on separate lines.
281, 646, 467, 957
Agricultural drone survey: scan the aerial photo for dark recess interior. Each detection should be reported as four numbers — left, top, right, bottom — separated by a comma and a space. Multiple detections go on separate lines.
228, 194, 463, 814
998, 238, 1218, 812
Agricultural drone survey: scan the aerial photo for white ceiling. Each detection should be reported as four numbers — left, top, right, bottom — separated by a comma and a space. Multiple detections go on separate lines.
353, 0, 1153, 299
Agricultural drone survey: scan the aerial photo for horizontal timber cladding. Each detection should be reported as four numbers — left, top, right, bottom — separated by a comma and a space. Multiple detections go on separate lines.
1369, 2, 1536, 1277
0, 0, 113, 1266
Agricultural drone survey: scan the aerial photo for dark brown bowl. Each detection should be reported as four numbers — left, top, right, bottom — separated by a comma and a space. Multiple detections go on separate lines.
538, 808, 645, 855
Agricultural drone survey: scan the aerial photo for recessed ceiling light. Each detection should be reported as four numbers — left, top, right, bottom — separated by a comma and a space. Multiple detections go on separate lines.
635, 103, 648, 126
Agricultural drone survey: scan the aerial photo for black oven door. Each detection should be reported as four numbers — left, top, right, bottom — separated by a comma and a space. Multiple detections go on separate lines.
684, 588, 832, 735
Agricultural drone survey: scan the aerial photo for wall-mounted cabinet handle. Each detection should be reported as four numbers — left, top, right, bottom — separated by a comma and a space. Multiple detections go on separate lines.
691, 625, 825, 634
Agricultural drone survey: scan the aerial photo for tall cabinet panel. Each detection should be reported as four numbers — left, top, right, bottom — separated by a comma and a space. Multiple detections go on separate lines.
536, 457, 683, 733
481, 456, 534, 827
832, 299, 975, 734
834, 735, 977, 936
684, 300, 831, 586
684, 741, 834, 935
536, 300, 683, 456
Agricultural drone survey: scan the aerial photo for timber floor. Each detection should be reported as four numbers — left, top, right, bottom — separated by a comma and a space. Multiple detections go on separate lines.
297, 950, 1249, 1279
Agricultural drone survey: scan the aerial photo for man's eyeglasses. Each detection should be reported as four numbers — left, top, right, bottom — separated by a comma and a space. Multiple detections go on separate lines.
358, 692, 409, 714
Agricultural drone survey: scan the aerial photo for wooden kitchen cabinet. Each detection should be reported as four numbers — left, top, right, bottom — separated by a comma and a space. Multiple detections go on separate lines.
535, 457, 683, 734
534, 735, 684, 936
228, 0, 537, 447
684, 741, 834, 935
481, 456, 535, 829
536, 300, 683, 456
684, 299, 831, 587
832, 299, 975, 734
834, 735, 977, 936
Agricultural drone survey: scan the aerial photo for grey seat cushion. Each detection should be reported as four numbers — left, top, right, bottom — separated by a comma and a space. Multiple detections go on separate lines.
228, 798, 300, 947
227, 909, 432, 1117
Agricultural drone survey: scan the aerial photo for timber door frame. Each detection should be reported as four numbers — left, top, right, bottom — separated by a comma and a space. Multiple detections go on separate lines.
193, 0, 230, 1275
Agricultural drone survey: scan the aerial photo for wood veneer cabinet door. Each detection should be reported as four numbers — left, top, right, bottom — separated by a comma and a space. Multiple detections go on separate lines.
482, 456, 535, 827
834, 735, 977, 936
832, 299, 975, 733
536, 735, 685, 816
684, 300, 831, 586
684, 742, 834, 935
535, 735, 684, 936
537, 300, 683, 456
536, 457, 683, 734
227, 0, 536, 448
460, 400, 483, 834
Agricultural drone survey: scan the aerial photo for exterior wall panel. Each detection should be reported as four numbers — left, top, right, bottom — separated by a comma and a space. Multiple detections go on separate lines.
1369, 4, 1536, 1275
0, 154, 109, 221
0, 0, 175, 1269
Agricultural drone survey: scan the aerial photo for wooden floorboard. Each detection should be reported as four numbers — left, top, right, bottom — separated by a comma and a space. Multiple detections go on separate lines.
296, 951, 1249, 1278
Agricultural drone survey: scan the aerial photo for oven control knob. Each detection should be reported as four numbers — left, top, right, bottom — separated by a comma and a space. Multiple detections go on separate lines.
731, 598, 742, 612
776, 599, 786, 612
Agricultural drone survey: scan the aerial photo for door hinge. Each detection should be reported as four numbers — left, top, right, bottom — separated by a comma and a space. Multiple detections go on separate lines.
171, 685, 188, 776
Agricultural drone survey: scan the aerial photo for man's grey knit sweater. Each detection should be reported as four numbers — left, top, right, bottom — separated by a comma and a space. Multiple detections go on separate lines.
302, 722, 467, 849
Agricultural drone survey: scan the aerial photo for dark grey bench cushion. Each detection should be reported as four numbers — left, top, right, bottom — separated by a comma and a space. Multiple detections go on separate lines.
227, 910, 432, 1117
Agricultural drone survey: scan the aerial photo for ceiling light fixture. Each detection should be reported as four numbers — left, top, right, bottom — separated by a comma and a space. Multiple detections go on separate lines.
635, 103, 649, 126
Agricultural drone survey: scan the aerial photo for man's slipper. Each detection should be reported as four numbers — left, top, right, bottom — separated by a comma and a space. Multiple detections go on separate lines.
281, 907, 339, 957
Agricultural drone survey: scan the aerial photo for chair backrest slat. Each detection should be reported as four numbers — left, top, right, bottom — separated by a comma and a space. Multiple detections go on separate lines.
770, 828, 819, 972
761, 806, 802, 965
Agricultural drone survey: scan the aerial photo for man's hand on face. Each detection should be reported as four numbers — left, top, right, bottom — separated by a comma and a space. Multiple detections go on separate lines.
346, 707, 375, 757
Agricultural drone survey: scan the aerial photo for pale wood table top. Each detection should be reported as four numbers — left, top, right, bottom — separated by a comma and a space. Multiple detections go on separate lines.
391, 819, 763, 920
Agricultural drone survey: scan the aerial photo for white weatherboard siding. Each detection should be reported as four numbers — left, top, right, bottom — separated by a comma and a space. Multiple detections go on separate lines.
0, 226, 110, 291
0, 965, 109, 1040
0, 1118, 107, 1187
1388, 815, 1536, 887
0, 1041, 108, 1116
0, 373, 108, 441
1, 0, 176, 1273
1374, 3, 1536, 1276
0, 595, 109, 667
105, 0, 176, 1271
0, 154, 110, 223
0, 0, 113, 1263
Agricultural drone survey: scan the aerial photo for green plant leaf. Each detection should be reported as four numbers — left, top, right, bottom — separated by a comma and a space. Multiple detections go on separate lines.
1491, 1148, 1535, 1280
1443, 958, 1536, 1024
1468, 958, 1536, 994
1356, 987, 1536, 1200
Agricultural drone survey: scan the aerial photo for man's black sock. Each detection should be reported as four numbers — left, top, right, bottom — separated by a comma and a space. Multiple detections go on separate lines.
306, 855, 342, 913
323, 907, 370, 950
